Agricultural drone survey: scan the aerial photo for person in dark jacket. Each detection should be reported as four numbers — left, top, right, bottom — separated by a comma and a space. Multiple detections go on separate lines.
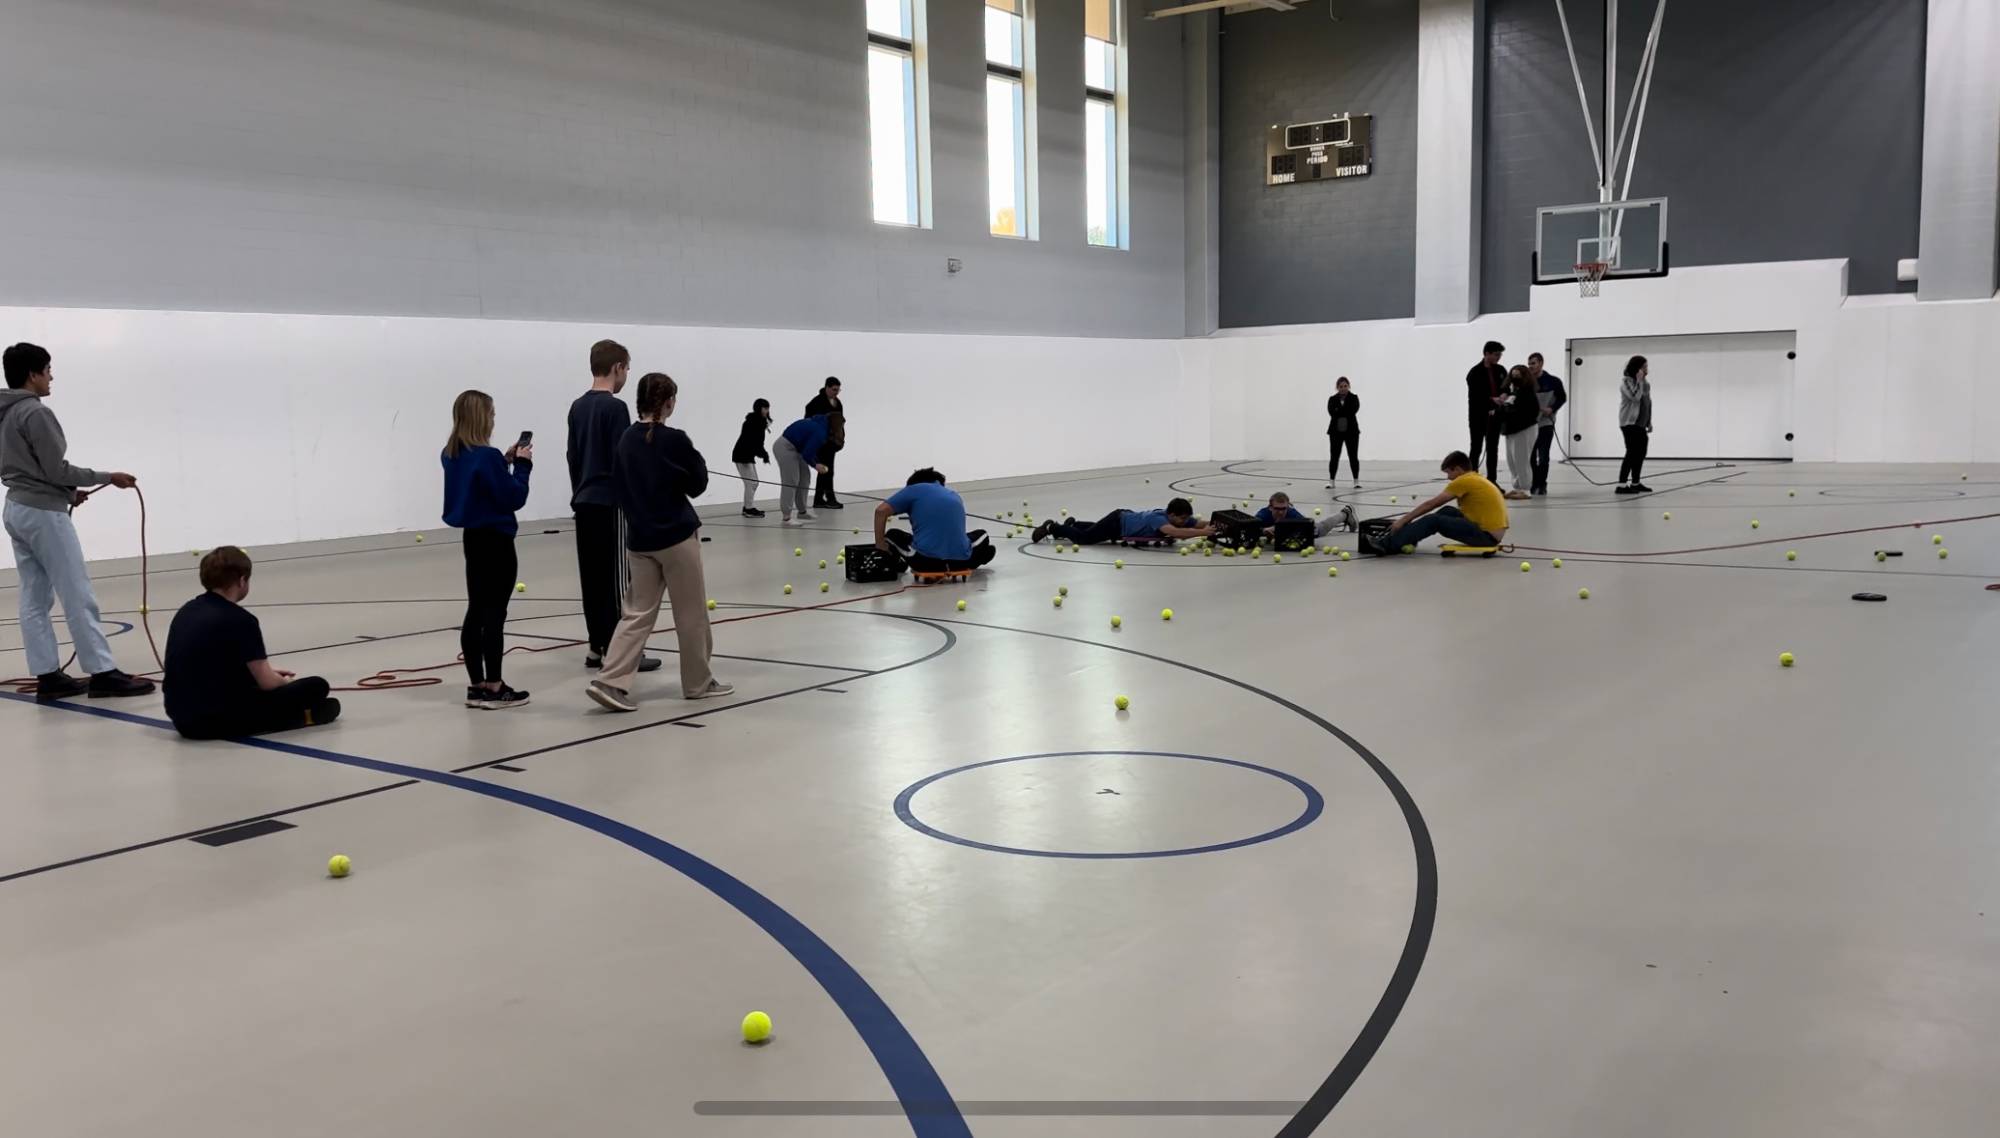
805, 377, 843, 509
587, 373, 733, 712
442, 389, 532, 710
1464, 341, 1507, 480
1500, 365, 1541, 499
731, 398, 772, 517
773, 412, 842, 525
1527, 352, 1567, 496
1326, 376, 1360, 486
164, 546, 340, 739
567, 338, 657, 675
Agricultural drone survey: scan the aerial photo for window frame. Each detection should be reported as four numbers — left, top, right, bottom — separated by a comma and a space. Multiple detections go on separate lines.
984, 0, 1037, 240
1084, 0, 1128, 250
867, 0, 932, 229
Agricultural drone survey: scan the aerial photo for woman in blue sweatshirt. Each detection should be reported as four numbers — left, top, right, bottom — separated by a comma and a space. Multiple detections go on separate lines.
772, 411, 843, 525
441, 390, 532, 710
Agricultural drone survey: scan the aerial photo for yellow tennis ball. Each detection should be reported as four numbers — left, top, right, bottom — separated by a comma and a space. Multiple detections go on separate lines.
1250, 547, 1262, 559
956, 599, 967, 611
1114, 695, 1130, 711
741, 1011, 772, 1044
1160, 608, 1173, 621
706, 599, 717, 611
1578, 587, 1589, 599
783, 584, 793, 595
1662, 511, 1672, 520
1272, 553, 1283, 563
515, 582, 526, 593
1552, 558, 1563, 568
1402, 545, 1416, 554
819, 582, 829, 593
1114, 559, 1125, 569
1179, 547, 1189, 557
836, 553, 846, 563
1786, 551, 1797, 561
138, 605, 148, 615
327, 854, 351, 878
1052, 596, 1064, 608
1060, 508, 1068, 517
852, 528, 859, 534
414, 535, 424, 543
1750, 520, 1760, 529
1933, 534, 1943, 545
1390, 496, 1398, 503
1204, 548, 1212, 557
1779, 652, 1794, 667
1313, 508, 1322, 517
1875, 551, 1887, 562
794, 547, 803, 556
818, 559, 827, 569
1023, 500, 1030, 506
1110, 615, 1122, 628
1058, 585, 1069, 596
1788, 490, 1796, 497
1939, 548, 1949, 559
1340, 551, 1351, 561
1327, 566, 1338, 577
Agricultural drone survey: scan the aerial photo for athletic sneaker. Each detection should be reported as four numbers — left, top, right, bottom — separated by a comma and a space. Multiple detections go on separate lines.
87, 670, 155, 699
1614, 484, 1638, 495
472, 686, 531, 710
686, 679, 736, 700
1505, 490, 1531, 500
1340, 505, 1358, 532
586, 680, 637, 713
1031, 520, 1056, 544
741, 507, 765, 518
464, 685, 485, 708
34, 671, 88, 704
819, 499, 844, 510
798, 512, 817, 522
1630, 483, 1653, 493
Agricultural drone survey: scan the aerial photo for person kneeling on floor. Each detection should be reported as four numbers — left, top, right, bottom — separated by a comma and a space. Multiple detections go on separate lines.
164, 546, 340, 739
876, 467, 994, 572
1364, 451, 1509, 554
1032, 497, 1216, 546
1257, 491, 1349, 539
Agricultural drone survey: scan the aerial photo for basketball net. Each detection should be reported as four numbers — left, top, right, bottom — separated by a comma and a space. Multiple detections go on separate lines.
1575, 261, 1609, 298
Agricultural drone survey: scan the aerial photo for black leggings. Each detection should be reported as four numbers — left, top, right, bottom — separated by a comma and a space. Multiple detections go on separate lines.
1329, 431, 1359, 481
462, 527, 517, 685
174, 677, 340, 740
1053, 510, 1127, 546
1619, 425, 1650, 484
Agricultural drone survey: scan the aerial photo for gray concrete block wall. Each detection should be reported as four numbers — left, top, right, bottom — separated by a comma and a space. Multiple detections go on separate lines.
0, 0, 1187, 339
1217, 0, 1421, 328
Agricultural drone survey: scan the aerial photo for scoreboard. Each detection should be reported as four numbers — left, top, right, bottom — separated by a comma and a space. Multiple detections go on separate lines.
1265, 114, 1374, 186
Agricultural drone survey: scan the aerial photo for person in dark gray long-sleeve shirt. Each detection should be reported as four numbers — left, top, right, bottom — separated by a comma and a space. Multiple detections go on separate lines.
0, 343, 154, 702
567, 339, 658, 674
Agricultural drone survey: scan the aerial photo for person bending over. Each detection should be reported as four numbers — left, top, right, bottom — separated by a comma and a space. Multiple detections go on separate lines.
1256, 491, 1348, 539
164, 546, 340, 739
875, 468, 994, 572
1031, 498, 1215, 546
773, 411, 842, 525
1365, 451, 1510, 554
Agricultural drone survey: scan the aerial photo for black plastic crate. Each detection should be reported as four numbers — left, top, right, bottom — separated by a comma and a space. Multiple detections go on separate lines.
1209, 509, 1260, 549
844, 543, 903, 583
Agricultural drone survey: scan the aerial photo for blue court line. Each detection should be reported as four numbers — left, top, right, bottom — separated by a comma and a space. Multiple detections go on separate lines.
0, 692, 971, 1138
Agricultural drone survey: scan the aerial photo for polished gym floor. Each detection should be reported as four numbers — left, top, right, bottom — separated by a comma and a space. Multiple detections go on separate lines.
3, 460, 1996, 1138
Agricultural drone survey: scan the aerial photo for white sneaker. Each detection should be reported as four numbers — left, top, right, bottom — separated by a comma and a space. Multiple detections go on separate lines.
687, 679, 735, 700
798, 512, 817, 521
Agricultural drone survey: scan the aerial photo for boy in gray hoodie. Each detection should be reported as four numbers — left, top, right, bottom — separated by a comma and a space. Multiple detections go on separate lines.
0, 343, 154, 702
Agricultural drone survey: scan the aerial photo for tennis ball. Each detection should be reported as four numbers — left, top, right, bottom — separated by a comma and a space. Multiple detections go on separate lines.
1058, 585, 1069, 596
741, 1011, 772, 1044
327, 854, 351, 878
1939, 548, 1949, 559
138, 605, 148, 615
516, 582, 526, 593
819, 582, 829, 593
1061, 508, 1068, 517
1204, 548, 1213, 557
1272, 554, 1282, 564
1663, 512, 1672, 520
1390, 496, 1399, 503
1962, 473, 1969, 481
1160, 608, 1173, 621
1114, 695, 1130, 711
818, 559, 826, 569
1933, 534, 1943, 545
1313, 508, 1323, 517
1179, 547, 1189, 557
1552, 558, 1563, 568
1788, 490, 1796, 497
1114, 559, 1125, 569
794, 548, 803, 556
1875, 551, 1887, 562
956, 599, 967, 611
1779, 652, 1795, 667
783, 584, 793, 595
852, 528, 859, 535
1520, 561, 1531, 572
706, 599, 717, 611
1328, 566, 1338, 577
1052, 596, 1063, 608
1250, 547, 1262, 559
1024, 500, 1030, 506
1786, 551, 1797, 561
1750, 520, 1760, 529
1340, 551, 1351, 561
1401, 545, 1416, 555
1578, 588, 1589, 600
1223, 548, 1235, 558
1110, 615, 1122, 628
836, 553, 846, 563
415, 535, 424, 543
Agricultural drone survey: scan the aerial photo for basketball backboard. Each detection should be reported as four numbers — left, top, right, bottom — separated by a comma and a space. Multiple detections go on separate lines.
1532, 197, 1669, 285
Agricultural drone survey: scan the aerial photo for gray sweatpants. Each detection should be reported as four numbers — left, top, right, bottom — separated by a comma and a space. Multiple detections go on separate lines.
1505, 427, 1536, 491
773, 437, 811, 518
735, 462, 761, 510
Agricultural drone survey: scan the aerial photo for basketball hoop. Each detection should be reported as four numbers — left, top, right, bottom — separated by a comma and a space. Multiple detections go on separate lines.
1575, 261, 1609, 297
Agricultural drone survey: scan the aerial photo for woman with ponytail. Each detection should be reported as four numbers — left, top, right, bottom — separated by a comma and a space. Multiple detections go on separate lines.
587, 372, 732, 712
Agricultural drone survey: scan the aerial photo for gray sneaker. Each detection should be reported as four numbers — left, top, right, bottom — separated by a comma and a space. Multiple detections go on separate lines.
686, 679, 736, 700
586, 680, 636, 713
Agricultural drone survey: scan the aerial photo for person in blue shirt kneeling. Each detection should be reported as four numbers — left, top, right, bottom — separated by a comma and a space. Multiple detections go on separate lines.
875, 468, 993, 572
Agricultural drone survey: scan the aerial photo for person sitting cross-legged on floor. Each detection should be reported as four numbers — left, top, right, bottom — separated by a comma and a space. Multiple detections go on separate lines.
1365, 451, 1510, 554
875, 467, 994, 572
163, 546, 340, 740
1256, 491, 1348, 539
1032, 497, 1216, 546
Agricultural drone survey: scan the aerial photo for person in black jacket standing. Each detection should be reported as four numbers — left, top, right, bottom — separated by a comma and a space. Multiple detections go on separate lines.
1464, 341, 1506, 480
806, 377, 843, 509
586, 373, 733, 712
1527, 352, 1567, 496
1326, 376, 1360, 487
732, 398, 772, 517
567, 339, 658, 675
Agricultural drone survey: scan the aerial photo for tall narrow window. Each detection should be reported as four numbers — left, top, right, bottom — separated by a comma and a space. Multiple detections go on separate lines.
985, 0, 1034, 238
868, 0, 929, 227
1085, 0, 1124, 248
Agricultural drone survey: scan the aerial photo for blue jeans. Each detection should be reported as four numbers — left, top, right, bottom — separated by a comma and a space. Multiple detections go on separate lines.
1385, 506, 1495, 551
4, 499, 117, 676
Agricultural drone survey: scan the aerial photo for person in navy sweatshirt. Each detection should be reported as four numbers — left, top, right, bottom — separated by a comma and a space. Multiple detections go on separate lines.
441, 389, 533, 710
773, 411, 843, 526
1255, 491, 1346, 540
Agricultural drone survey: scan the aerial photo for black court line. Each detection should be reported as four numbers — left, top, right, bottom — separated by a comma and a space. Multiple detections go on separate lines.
490, 764, 526, 772
188, 818, 296, 846
672, 722, 705, 729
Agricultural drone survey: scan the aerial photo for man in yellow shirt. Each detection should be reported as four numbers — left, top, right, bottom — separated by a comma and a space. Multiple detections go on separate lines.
1366, 451, 1509, 553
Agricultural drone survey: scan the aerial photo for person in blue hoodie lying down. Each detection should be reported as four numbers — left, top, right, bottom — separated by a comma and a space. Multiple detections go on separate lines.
1256, 491, 1349, 541
441, 389, 533, 711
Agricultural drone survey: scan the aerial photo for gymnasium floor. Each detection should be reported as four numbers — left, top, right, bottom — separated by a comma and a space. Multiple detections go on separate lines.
3, 460, 1996, 1138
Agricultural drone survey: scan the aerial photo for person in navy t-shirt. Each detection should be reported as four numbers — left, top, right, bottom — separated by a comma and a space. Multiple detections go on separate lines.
1032, 497, 1216, 546
875, 468, 993, 572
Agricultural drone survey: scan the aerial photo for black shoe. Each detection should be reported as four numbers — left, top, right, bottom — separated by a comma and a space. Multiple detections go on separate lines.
1631, 483, 1653, 493
472, 685, 531, 710
638, 656, 662, 673
306, 698, 342, 727
584, 650, 603, 670
34, 671, 88, 704
1614, 484, 1638, 495
742, 507, 765, 518
87, 669, 155, 699
820, 499, 845, 510
1031, 520, 1055, 544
